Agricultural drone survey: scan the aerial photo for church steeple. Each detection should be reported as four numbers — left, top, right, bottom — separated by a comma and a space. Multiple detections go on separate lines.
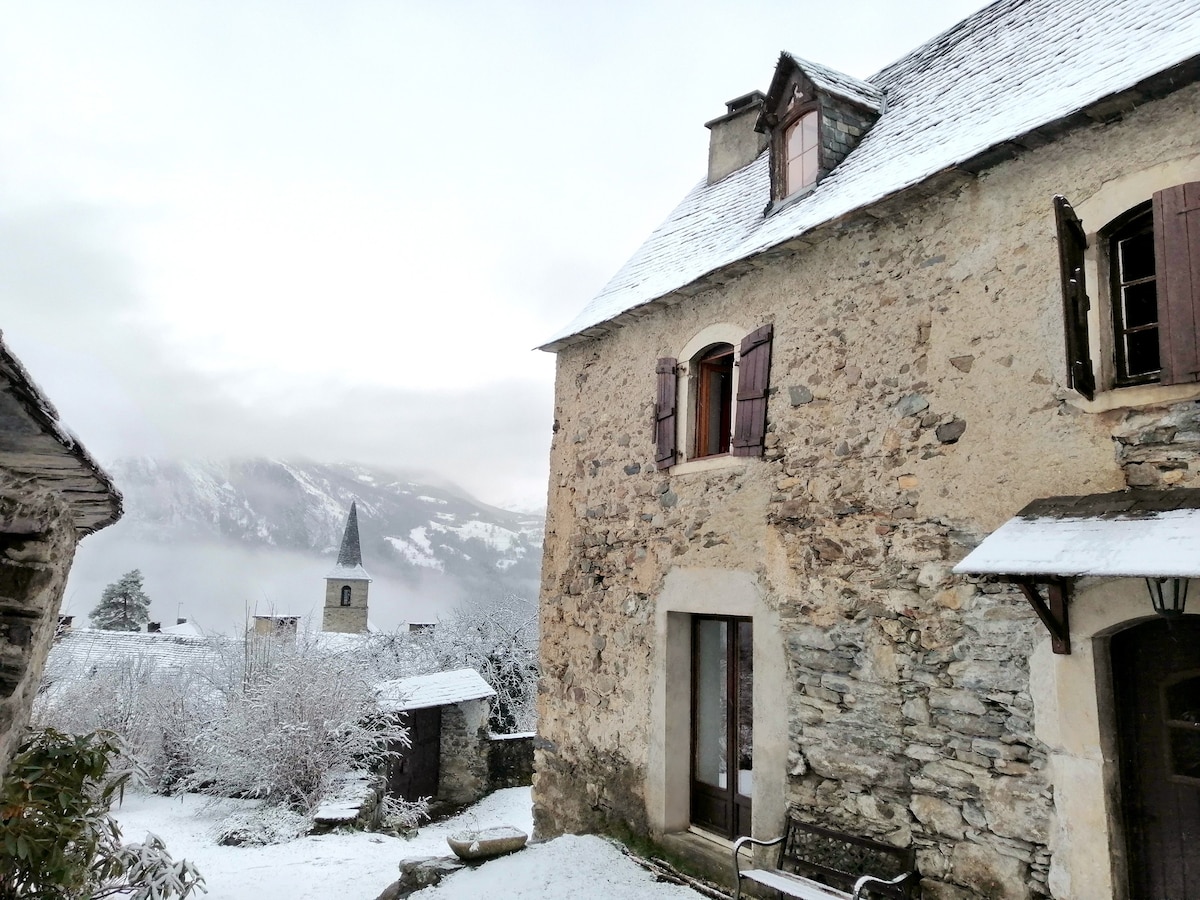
336, 501, 364, 569
322, 501, 371, 634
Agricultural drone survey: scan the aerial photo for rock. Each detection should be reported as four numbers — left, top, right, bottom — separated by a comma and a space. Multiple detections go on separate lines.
949, 355, 974, 373
951, 842, 1031, 900
394, 857, 466, 897
936, 419, 967, 444
896, 394, 929, 417
789, 385, 814, 405
910, 794, 966, 839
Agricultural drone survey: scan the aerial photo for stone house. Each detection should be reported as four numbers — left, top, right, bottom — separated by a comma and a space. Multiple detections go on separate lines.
377, 667, 496, 810
533, 1, 1200, 898
0, 332, 121, 781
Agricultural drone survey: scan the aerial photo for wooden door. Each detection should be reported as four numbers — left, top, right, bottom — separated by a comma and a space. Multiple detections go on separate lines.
386, 706, 442, 801
691, 616, 753, 838
1112, 616, 1200, 898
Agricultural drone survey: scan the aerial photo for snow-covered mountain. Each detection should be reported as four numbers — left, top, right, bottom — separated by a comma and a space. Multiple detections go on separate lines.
64, 458, 544, 635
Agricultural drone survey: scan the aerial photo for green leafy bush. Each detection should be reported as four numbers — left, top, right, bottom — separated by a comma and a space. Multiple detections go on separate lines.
0, 728, 204, 899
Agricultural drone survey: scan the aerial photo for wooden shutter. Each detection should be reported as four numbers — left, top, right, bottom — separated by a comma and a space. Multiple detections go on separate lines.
731, 324, 773, 457
1054, 195, 1095, 400
1153, 182, 1200, 385
655, 357, 677, 469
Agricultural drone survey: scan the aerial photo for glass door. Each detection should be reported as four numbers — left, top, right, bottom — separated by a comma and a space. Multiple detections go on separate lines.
691, 616, 752, 838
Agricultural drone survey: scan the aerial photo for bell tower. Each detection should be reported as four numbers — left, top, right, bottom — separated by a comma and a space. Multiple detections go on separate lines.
322, 501, 371, 633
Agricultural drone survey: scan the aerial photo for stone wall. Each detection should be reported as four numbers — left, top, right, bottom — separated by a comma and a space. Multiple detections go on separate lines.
535, 84, 1200, 900
436, 698, 491, 808
0, 475, 79, 783
488, 732, 535, 790
322, 577, 368, 634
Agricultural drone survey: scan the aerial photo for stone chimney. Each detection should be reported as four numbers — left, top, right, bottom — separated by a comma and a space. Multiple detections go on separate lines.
705, 91, 768, 185
147, 622, 161, 633
176, 617, 187, 625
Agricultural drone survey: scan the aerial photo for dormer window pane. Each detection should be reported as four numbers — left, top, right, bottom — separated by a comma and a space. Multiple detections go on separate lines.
785, 110, 819, 196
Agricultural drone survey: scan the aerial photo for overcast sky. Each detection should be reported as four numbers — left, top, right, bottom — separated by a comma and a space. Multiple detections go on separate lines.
0, 0, 988, 509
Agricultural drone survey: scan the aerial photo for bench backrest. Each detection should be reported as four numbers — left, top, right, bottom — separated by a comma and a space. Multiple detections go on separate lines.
777, 817, 918, 899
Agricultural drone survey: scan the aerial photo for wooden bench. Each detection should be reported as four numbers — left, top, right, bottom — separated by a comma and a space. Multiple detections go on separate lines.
732, 817, 918, 900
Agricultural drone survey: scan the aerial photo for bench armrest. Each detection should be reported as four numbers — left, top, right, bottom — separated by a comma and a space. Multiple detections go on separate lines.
851, 871, 914, 900
732, 835, 785, 900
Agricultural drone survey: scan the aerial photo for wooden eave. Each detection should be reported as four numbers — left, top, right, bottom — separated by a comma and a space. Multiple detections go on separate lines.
0, 336, 123, 534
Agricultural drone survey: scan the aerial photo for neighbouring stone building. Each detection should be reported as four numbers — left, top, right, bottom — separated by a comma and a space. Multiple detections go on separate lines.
0, 332, 121, 781
533, 2, 1200, 898
323, 500, 371, 634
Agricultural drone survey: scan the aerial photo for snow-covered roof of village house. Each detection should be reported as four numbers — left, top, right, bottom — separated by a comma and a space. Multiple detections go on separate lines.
375, 668, 496, 712
778, 53, 884, 113
43, 628, 219, 686
540, 0, 1200, 352
955, 489, 1200, 579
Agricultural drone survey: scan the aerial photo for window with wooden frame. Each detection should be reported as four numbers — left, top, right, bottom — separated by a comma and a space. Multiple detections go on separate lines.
782, 108, 820, 198
1056, 182, 1200, 399
693, 343, 734, 458
655, 324, 773, 470
340, 585, 352, 607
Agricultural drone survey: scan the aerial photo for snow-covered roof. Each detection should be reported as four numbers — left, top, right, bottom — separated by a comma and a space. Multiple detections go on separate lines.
375, 668, 496, 712
781, 53, 884, 112
541, 0, 1200, 351
44, 628, 220, 685
955, 489, 1200, 579
326, 563, 371, 581
161, 620, 204, 638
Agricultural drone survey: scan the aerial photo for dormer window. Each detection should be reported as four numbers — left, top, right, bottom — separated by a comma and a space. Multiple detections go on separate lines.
757, 53, 883, 212
784, 109, 820, 197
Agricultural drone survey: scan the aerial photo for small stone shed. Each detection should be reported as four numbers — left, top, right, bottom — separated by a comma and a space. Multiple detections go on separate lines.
376, 668, 495, 808
0, 332, 121, 781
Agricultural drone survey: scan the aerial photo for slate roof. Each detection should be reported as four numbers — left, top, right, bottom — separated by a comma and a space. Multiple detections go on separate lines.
778, 53, 884, 112
328, 500, 371, 580
43, 628, 220, 687
0, 331, 122, 532
375, 667, 496, 712
541, 0, 1200, 352
954, 489, 1200, 578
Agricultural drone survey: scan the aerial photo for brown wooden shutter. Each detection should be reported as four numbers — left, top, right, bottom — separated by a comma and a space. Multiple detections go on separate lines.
655, 358, 677, 469
1054, 195, 1095, 400
1153, 182, 1200, 385
732, 324, 773, 457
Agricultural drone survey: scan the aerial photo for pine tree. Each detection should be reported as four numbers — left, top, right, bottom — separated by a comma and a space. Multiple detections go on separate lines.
89, 569, 151, 632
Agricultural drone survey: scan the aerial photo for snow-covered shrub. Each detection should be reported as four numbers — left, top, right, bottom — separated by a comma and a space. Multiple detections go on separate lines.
184, 633, 407, 812
426, 595, 539, 733
212, 806, 310, 846
378, 793, 430, 832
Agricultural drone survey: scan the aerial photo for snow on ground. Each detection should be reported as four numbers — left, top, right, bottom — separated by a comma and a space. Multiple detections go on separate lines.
113, 786, 710, 900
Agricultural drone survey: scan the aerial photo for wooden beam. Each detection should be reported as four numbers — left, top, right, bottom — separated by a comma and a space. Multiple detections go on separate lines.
1012, 577, 1071, 654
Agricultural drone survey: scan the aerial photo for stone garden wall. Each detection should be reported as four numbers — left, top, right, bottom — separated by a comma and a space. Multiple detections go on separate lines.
534, 84, 1200, 900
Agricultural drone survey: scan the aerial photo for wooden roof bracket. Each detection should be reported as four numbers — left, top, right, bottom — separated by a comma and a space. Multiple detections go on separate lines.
1010, 576, 1072, 654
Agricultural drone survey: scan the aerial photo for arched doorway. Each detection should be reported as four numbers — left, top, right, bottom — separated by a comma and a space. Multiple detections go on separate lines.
1111, 616, 1200, 898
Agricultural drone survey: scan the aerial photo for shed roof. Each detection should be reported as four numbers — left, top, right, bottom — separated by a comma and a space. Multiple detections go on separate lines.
0, 332, 122, 532
375, 667, 496, 712
954, 489, 1200, 579
540, 0, 1200, 352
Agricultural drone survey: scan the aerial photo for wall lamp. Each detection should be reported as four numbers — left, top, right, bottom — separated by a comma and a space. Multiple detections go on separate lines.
1146, 577, 1190, 617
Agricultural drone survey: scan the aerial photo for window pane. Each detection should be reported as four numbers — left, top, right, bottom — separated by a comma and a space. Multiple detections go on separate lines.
1119, 230, 1156, 283
801, 147, 818, 190
1123, 281, 1159, 329
801, 110, 817, 148
694, 620, 728, 789
1167, 675, 1200, 723
736, 621, 753, 799
1125, 327, 1161, 377
787, 120, 805, 161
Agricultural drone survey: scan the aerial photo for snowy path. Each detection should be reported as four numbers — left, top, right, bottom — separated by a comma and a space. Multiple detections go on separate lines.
114, 787, 712, 900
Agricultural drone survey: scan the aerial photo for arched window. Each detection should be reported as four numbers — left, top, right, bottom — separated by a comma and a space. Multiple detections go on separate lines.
340, 585, 352, 607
